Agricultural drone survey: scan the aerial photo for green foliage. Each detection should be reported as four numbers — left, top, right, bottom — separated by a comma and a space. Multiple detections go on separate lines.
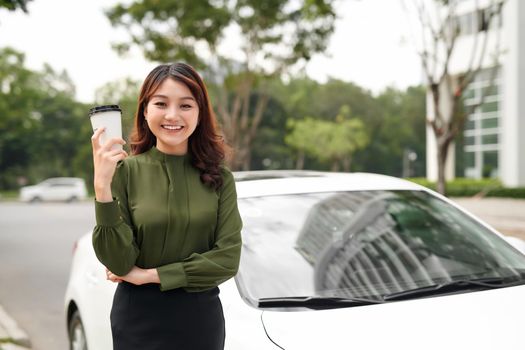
486, 187, 525, 199
271, 77, 379, 123
0, 47, 89, 190
270, 77, 426, 175
106, 0, 336, 72
106, 0, 231, 67
249, 93, 293, 170
353, 85, 426, 176
405, 177, 525, 198
285, 107, 369, 171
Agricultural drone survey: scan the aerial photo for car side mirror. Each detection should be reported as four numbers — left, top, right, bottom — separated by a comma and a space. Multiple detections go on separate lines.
505, 236, 525, 255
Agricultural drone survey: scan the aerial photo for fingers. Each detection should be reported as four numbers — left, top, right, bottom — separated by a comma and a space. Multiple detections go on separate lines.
106, 269, 123, 283
91, 127, 106, 150
104, 137, 126, 151
91, 129, 126, 152
93, 137, 127, 162
105, 147, 128, 158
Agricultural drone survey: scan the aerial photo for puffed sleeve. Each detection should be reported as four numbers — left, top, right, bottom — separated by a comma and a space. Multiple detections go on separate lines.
157, 169, 243, 292
92, 160, 140, 276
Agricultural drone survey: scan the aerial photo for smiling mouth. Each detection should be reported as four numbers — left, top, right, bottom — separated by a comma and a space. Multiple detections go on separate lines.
162, 125, 184, 131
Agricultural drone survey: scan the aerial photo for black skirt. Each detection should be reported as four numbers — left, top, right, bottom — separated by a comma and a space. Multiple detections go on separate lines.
110, 282, 225, 350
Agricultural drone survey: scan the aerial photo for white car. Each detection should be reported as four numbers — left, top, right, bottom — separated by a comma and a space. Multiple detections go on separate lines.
20, 177, 87, 202
64, 171, 525, 350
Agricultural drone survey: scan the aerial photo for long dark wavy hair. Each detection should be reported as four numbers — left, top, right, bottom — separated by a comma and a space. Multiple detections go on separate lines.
129, 63, 226, 190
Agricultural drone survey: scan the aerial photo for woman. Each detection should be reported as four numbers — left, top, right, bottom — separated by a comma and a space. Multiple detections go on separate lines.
91, 63, 242, 350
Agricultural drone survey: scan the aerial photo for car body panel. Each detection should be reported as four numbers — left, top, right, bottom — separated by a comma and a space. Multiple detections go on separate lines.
65, 232, 114, 350
261, 285, 525, 349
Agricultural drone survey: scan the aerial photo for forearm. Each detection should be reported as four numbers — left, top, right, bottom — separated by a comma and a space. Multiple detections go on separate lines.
94, 182, 113, 202
108, 266, 160, 285
156, 239, 242, 291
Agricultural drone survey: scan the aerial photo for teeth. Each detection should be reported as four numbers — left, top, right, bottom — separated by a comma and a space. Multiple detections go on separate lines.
163, 125, 183, 130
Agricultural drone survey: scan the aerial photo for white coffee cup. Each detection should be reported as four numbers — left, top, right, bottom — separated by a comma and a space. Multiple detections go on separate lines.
89, 105, 123, 150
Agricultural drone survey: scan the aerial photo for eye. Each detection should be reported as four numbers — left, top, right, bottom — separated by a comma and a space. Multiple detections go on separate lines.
181, 104, 193, 110
153, 101, 167, 108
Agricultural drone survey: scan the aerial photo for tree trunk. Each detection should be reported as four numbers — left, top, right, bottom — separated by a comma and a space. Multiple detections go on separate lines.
296, 151, 305, 170
436, 139, 448, 195
241, 147, 251, 171
342, 156, 352, 172
218, 88, 268, 171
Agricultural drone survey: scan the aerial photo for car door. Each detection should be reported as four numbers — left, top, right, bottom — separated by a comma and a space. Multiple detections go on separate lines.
46, 181, 76, 201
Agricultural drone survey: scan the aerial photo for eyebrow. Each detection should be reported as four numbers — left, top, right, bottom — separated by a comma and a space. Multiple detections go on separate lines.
151, 94, 196, 101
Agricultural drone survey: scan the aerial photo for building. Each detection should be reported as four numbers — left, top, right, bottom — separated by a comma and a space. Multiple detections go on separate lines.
426, 0, 525, 187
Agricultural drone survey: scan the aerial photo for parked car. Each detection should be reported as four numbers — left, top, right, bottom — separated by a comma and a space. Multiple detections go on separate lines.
64, 171, 525, 350
19, 177, 87, 203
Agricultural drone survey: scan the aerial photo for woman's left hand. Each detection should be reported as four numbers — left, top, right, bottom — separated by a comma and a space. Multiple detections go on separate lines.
106, 266, 160, 285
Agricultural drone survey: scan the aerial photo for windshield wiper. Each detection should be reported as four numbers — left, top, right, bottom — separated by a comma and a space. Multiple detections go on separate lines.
383, 276, 525, 302
258, 296, 383, 309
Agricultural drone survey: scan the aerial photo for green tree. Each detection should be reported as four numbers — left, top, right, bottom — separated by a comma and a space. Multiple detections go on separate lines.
248, 90, 293, 170
286, 106, 369, 171
285, 117, 317, 169
0, 47, 89, 190
23, 66, 89, 184
354, 85, 426, 177
106, 0, 337, 170
0, 48, 44, 188
270, 77, 380, 124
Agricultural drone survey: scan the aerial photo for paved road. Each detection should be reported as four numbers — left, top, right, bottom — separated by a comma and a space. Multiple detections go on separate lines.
452, 197, 525, 240
0, 201, 95, 350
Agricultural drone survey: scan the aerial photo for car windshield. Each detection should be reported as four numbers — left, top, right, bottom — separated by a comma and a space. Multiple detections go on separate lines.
236, 190, 525, 308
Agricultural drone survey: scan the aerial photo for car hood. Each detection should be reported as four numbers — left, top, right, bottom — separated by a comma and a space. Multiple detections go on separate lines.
261, 285, 525, 349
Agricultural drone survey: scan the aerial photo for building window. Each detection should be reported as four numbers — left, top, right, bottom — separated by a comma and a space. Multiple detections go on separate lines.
464, 135, 476, 146
465, 151, 475, 168
482, 85, 498, 97
465, 119, 476, 130
481, 133, 498, 145
482, 151, 498, 178
455, 4, 503, 37
481, 101, 498, 113
481, 118, 498, 129
462, 66, 500, 179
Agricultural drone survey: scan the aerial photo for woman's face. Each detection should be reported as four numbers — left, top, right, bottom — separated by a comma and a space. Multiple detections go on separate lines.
144, 78, 199, 155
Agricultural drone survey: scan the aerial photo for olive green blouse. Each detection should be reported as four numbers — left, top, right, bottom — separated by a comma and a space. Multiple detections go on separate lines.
92, 147, 242, 292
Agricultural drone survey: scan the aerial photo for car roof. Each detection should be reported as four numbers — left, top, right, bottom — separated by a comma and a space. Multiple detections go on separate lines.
233, 170, 427, 198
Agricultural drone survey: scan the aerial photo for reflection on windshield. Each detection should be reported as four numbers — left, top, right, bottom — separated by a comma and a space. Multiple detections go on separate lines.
236, 191, 525, 307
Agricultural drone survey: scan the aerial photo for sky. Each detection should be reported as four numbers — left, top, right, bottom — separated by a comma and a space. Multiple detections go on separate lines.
0, 0, 423, 103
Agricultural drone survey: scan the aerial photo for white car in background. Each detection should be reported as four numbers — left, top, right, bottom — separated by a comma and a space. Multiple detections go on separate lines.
64, 171, 525, 350
19, 177, 87, 203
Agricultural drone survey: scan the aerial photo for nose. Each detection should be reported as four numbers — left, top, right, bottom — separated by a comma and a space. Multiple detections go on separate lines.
164, 106, 180, 121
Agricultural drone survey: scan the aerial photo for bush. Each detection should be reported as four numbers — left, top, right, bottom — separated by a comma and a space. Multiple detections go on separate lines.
406, 178, 525, 198
486, 187, 525, 199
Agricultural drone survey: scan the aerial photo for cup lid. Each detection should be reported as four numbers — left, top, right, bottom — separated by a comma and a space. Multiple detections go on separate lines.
88, 104, 122, 116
